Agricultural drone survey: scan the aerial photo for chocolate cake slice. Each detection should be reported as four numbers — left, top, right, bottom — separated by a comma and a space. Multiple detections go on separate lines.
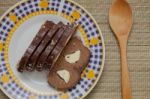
48, 66, 80, 90
46, 23, 78, 70
57, 37, 90, 72
48, 37, 90, 90
18, 21, 54, 72
36, 24, 67, 71
26, 22, 64, 71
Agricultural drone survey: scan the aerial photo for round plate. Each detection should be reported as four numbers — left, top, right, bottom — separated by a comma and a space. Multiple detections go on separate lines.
0, 0, 105, 99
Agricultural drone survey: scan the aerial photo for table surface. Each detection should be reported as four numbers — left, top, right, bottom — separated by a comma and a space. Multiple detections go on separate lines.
0, 0, 150, 99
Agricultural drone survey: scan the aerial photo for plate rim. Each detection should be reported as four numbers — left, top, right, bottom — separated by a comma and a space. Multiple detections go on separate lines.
68, 0, 105, 99
0, 0, 105, 99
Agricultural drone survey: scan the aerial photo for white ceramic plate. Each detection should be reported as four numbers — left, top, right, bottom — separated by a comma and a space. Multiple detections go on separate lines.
0, 0, 105, 99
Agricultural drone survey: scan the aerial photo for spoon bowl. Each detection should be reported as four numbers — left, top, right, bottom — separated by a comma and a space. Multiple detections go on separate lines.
109, 0, 132, 38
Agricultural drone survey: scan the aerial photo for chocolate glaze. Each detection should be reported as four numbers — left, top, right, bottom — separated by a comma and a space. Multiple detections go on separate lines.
46, 24, 78, 70
25, 22, 64, 71
36, 24, 67, 71
18, 21, 54, 72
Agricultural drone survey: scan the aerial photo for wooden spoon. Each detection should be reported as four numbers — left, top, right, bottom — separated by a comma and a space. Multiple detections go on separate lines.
109, 0, 133, 99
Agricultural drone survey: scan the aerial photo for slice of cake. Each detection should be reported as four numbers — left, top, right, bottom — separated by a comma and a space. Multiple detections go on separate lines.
25, 22, 64, 71
48, 37, 90, 90
36, 24, 67, 71
46, 23, 78, 70
18, 21, 54, 72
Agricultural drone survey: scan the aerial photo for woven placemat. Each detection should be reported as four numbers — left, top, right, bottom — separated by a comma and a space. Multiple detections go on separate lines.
0, 0, 150, 99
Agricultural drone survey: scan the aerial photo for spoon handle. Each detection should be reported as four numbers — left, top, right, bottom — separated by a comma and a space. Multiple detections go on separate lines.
119, 38, 132, 99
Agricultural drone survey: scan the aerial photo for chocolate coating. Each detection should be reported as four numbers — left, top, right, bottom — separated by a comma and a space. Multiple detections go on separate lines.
26, 22, 64, 71
18, 21, 54, 72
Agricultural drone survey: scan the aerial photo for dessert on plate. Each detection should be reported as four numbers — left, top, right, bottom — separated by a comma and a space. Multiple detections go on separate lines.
17, 21, 90, 90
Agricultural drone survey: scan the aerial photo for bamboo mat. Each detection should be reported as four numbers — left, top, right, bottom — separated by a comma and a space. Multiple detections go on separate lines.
0, 0, 150, 99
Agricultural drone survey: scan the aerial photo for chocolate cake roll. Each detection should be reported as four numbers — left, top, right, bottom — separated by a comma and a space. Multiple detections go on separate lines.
57, 37, 90, 72
26, 22, 64, 71
48, 37, 90, 90
46, 23, 78, 70
48, 66, 80, 90
36, 24, 67, 71
18, 21, 54, 72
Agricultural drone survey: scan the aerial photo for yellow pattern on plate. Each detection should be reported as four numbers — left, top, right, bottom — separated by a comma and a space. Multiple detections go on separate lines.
9, 13, 18, 22
39, 0, 49, 8
90, 37, 100, 46
60, 93, 69, 99
1, 74, 9, 84
71, 10, 81, 20
87, 70, 95, 80
29, 95, 36, 99
0, 42, 3, 51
